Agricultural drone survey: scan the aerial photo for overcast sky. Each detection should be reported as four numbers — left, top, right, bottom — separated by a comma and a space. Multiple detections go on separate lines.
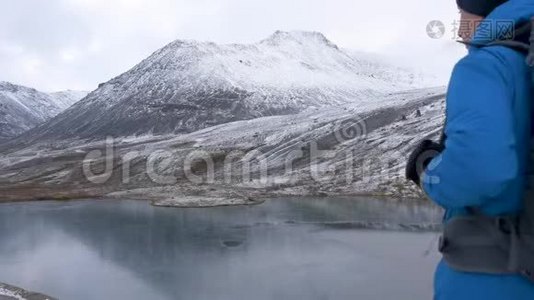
1, 0, 466, 92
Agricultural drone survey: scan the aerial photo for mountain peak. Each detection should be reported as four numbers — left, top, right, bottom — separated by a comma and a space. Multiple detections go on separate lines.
159, 31, 338, 53
164, 39, 210, 50
260, 30, 338, 49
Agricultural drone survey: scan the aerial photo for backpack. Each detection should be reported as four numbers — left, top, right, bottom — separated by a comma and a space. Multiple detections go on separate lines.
439, 17, 534, 282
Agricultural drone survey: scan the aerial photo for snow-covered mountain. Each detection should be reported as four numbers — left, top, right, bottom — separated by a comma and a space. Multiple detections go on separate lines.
0, 82, 87, 142
0, 31, 446, 203
16, 31, 436, 142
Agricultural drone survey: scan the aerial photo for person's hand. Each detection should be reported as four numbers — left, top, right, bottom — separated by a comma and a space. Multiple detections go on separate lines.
405, 139, 444, 186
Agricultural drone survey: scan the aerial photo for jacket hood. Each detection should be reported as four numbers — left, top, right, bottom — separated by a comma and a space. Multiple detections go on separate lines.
471, 0, 534, 44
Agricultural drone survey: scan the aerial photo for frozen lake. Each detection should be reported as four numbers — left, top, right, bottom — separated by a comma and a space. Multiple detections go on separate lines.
0, 197, 443, 300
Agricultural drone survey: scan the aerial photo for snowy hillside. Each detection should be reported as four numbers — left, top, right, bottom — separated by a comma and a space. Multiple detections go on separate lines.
49, 90, 89, 110
0, 87, 446, 203
345, 50, 443, 88
0, 82, 86, 142
14, 31, 438, 142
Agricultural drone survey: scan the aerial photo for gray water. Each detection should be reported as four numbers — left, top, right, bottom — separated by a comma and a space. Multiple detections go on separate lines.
0, 197, 443, 300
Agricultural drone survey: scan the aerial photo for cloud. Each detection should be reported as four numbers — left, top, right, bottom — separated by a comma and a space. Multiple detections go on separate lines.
0, 0, 464, 92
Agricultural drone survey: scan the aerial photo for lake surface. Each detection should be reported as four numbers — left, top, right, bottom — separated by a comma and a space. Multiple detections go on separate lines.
0, 197, 443, 300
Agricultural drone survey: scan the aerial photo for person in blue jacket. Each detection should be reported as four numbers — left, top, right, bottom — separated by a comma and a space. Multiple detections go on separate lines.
406, 0, 534, 299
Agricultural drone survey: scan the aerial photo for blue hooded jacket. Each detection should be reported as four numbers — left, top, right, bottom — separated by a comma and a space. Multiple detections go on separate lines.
422, 0, 534, 299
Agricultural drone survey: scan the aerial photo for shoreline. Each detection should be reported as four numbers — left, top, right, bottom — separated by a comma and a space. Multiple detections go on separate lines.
0, 282, 56, 300
0, 190, 429, 208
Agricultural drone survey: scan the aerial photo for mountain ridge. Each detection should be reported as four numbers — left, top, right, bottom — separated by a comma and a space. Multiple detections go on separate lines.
9, 31, 439, 145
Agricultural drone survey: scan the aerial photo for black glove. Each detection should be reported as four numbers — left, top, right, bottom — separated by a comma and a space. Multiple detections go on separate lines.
405, 139, 444, 186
